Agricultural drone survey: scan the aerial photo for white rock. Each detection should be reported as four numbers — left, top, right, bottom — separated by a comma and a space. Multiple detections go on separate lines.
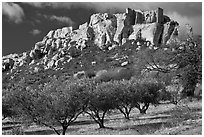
46, 30, 54, 38
121, 61, 128, 66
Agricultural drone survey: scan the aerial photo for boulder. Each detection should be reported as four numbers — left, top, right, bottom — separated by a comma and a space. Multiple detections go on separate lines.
54, 39, 62, 49
53, 27, 72, 39
34, 41, 44, 50
55, 57, 65, 67
29, 49, 44, 60
2, 58, 15, 72
45, 39, 53, 46
73, 71, 86, 79
61, 27, 72, 38
121, 61, 128, 66
47, 60, 55, 69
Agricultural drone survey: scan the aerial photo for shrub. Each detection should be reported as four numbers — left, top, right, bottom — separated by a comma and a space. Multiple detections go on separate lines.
2, 89, 17, 120
11, 127, 24, 135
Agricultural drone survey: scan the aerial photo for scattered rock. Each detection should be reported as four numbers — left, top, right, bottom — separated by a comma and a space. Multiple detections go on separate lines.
2, 58, 15, 72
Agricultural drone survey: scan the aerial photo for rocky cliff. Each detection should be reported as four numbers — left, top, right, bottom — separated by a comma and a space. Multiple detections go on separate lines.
2, 8, 179, 81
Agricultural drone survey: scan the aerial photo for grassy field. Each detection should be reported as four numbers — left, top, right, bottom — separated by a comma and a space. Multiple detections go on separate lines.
2, 99, 202, 135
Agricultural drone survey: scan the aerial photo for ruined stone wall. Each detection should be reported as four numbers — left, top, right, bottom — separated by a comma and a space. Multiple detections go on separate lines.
125, 8, 164, 25
115, 7, 171, 46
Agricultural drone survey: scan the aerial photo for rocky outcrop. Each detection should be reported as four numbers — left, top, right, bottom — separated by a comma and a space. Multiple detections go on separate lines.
2, 58, 15, 72
129, 23, 164, 46
89, 13, 117, 49
163, 21, 179, 44
2, 7, 179, 74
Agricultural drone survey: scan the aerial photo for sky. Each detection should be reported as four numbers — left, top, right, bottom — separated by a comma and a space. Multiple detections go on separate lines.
2, 2, 202, 56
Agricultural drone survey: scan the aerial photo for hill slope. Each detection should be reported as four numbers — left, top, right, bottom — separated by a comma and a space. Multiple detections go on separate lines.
2, 7, 179, 85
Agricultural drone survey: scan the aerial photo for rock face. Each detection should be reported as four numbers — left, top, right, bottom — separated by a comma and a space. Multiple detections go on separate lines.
89, 13, 117, 49
2, 7, 179, 77
163, 21, 179, 44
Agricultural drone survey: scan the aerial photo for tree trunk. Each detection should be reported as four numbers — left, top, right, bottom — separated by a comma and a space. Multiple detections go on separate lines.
125, 114, 130, 120
124, 107, 130, 120
118, 107, 131, 120
97, 111, 106, 128
62, 126, 68, 135
140, 109, 147, 114
98, 119, 105, 128
85, 110, 107, 128
60, 120, 69, 135
136, 103, 149, 114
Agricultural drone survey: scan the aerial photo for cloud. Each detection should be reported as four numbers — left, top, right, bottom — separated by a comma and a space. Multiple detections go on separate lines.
22, 2, 51, 8
43, 15, 75, 26
30, 29, 41, 35
23, 2, 201, 18
23, 2, 90, 9
90, 2, 202, 17
23, 2, 201, 35
2, 2, 25, 24
167, 12, 202, 35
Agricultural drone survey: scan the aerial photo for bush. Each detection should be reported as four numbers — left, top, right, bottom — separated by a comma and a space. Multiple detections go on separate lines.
2, 89, 17, 120
11, 127, 24, 135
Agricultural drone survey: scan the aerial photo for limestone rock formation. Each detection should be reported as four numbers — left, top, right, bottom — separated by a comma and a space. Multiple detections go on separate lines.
163, 21, 179, 44
2, 58, 15, 72
89, 13, 117, 49
2, 7, 180, 78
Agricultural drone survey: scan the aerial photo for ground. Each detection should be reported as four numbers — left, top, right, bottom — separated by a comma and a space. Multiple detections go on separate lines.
2, 99, 202, 135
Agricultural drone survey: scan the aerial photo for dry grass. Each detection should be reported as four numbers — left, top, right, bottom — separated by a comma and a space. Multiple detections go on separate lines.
2, 99, 202, 135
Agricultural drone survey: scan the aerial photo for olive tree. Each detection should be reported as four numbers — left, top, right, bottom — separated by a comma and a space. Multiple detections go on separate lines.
132, 78, 163, 114
110, 80, 138, 120
2, 89, 18, 120
85, 81, 118, 128
5, 78, 90, 135
135, 32, 201, 98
